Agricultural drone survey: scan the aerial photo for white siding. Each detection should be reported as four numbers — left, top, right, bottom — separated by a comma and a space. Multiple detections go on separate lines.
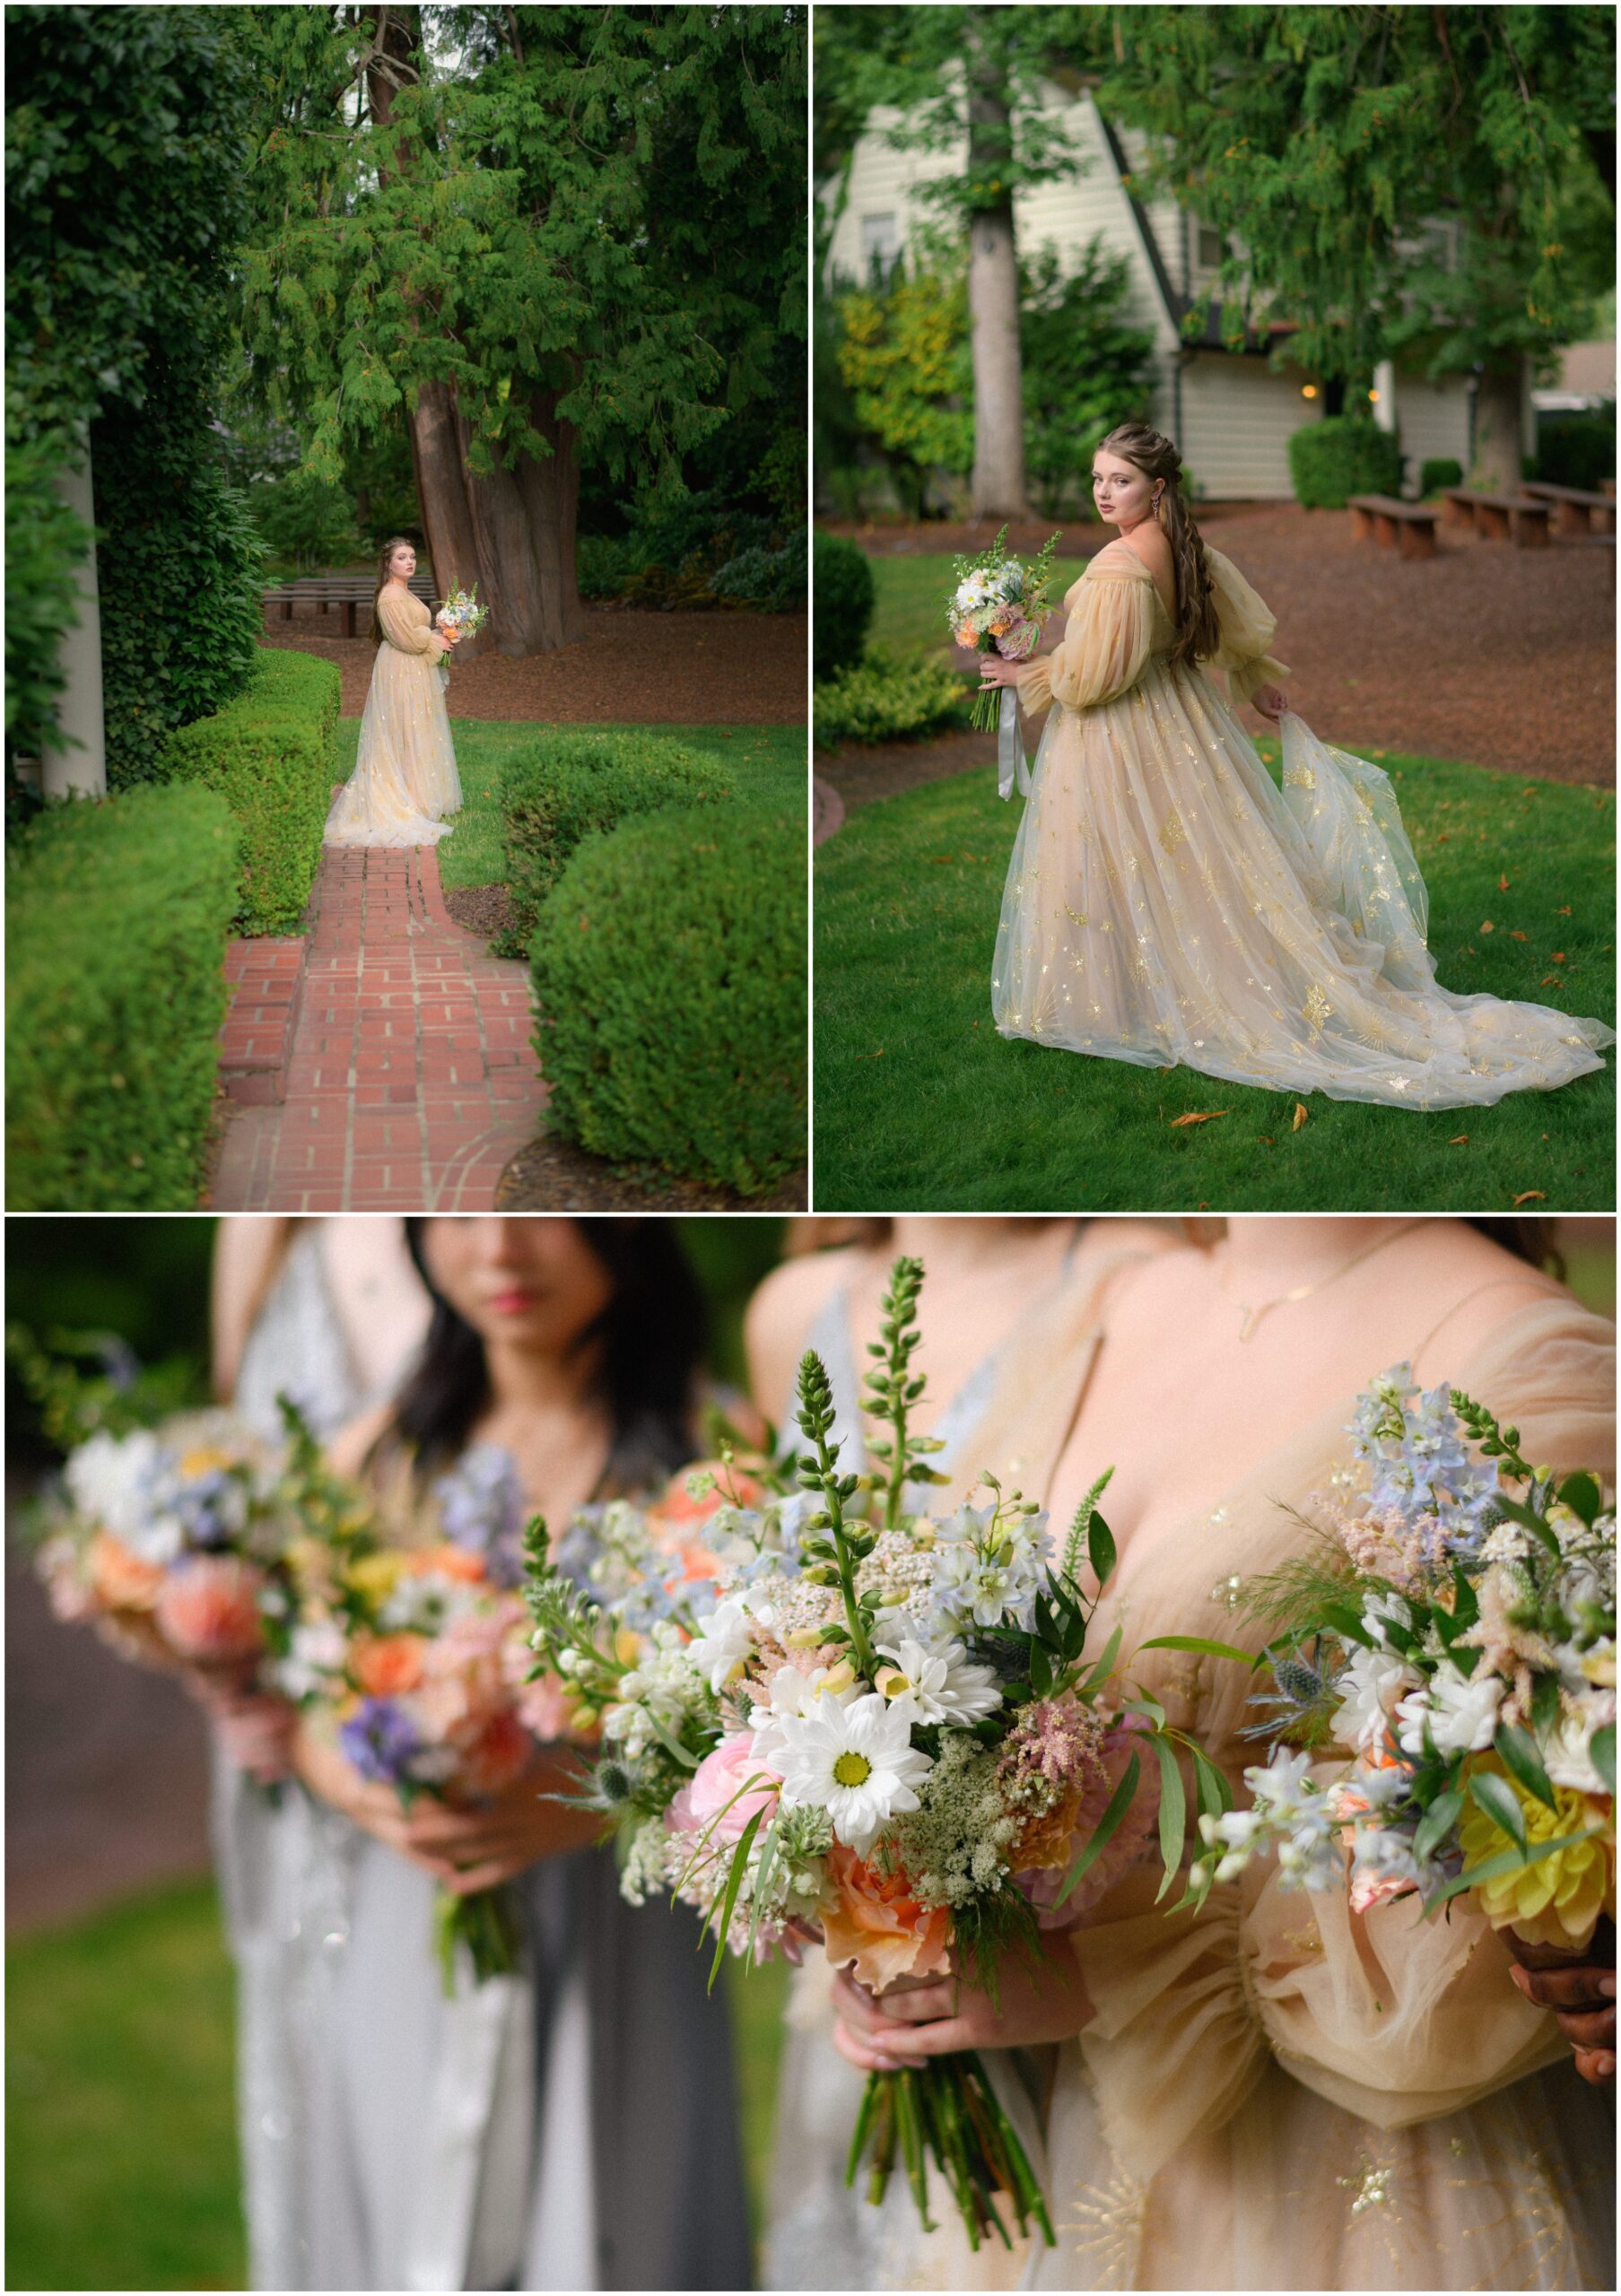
1179, 352, 1320, 500
1390, 375, 1472, 490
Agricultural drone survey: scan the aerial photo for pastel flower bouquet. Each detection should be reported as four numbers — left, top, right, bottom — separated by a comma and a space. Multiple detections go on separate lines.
268, 1439, 584, 1987
1190, 1370, 1616, 1969
524, 1258, 1243, 2250
434, 584, 487, 685
947, 527, 1059, 734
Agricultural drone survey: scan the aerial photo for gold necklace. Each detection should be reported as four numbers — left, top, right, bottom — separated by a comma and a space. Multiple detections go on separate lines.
1229, 1221, 1425, 1343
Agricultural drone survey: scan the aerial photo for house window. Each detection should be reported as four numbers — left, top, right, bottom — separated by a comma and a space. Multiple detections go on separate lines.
860, 213, 900, 283
1195, 222, 1226, 270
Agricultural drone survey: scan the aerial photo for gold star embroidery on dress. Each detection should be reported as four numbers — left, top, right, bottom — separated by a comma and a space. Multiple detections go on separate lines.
1065, 904, 1088, 927
1388, 1075, 1412, 1092
1283, 762, 1316, 790
1303, 984, 1332, 1035
1283, 1921, 1324, 1955
1159, 809, 1187, 855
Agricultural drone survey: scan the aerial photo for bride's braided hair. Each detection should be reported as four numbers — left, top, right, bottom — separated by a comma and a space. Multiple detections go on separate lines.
369, 535, 419, 647
1096, 423, 1221, 670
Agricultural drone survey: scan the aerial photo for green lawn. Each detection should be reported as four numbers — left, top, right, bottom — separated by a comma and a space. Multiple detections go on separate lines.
333, 719, 806, 892
6, 1877, 789, 2291
868, 551, 1091, 658
815, 742, 1616, 1210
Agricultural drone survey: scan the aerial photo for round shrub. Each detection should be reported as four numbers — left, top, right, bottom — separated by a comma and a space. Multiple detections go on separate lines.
813, 646, 967, 748
814, 531, 876, 681
1418, 457, 1464, 498
529, 799, 806, 1196
1533, 409, 1616, 492
496, 731, 734, 957
1287, 416, 1403, 509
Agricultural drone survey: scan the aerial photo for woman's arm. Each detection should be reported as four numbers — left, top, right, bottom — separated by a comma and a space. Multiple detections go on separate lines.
211, 1217, 295, 1401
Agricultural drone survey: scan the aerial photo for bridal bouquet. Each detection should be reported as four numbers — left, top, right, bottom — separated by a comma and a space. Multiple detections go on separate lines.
525, 1259, 1242, 2250
1190, 1370, 1616, 1961
434, 583, 487, 685
269, 1439, 582, 1987
947, 527, 1059, 734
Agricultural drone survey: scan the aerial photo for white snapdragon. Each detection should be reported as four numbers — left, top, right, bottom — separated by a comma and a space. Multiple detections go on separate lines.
1330, 1641, 1423, 1752
1394, 1659, 1502, 1758
686, 1594, 758, 1693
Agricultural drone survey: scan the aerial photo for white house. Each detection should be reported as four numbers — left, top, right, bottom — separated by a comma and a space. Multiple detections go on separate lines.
824, 80, 1529, 501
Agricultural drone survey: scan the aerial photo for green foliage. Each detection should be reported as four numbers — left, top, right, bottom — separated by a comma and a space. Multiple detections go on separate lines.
531, 800, 807, 1196
710, 531, 807, 613
1288, 417, 1403, 509
494, 731, 733, 957
248, 466, 363, 576
1533, 409, 1617, 491
834, 265, 974, 511
1419, 457, 1465, 498
1018, 244, 1158, 514
6, 5, 253, 772
574, 508, 804, 613
157, 648, 340, 935
6, 786, 239, 1210
813, 534, 876, 680
813, 647, 967, 749
1092, 7, 1617, 385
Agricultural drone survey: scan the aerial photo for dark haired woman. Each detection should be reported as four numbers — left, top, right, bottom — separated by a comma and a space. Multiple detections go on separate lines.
325, 536, 462, 847
979, 424, 1610, 1109
214, 1217, 749, 2292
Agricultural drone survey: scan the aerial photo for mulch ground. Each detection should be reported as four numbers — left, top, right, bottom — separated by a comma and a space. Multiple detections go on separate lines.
261, 603, 807, 724
496, 1135, 807, 1211
819, 502, 1615, 790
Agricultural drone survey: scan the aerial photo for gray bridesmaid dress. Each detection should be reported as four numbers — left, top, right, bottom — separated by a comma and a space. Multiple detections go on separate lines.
216, 1228, 750, 2290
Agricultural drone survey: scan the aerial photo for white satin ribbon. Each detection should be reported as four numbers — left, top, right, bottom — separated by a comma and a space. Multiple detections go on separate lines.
997, 684, 1033, 801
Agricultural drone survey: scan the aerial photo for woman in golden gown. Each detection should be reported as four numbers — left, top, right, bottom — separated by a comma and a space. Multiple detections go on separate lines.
980, 426, 1611, 1110
325, 537, 463, 848
829, 1217, 1615, 2292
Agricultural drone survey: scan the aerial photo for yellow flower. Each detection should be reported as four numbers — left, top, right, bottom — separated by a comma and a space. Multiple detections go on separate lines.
345, 1551, 405, 1603
179, 1446, 235, 1478
1458, 1753, 1615, 1949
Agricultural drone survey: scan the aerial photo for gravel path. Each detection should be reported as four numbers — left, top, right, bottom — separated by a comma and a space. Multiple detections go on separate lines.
820, 504, 1614, 788
262, 603, 807, 725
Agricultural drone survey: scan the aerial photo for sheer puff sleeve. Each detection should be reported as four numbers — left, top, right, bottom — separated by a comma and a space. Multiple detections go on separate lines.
1204, 543, 1290, 705
378, 589, 448, 658
1015, 564, 1156, 715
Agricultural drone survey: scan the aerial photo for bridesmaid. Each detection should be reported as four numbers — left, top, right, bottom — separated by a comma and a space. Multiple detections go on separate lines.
212, 1216, 749, 2292
829, 1217, 1614, 2292
325, 537, 463, 848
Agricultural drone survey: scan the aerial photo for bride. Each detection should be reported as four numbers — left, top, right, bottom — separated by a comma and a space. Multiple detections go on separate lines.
827, 1215, 1615, 2291
325, 537, 463, 848
980, 425, 1612, 1110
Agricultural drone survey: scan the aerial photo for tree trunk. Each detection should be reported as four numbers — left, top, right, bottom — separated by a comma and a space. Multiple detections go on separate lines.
966, 26, 1026, 519
1473, 362, 1525, 493
410, 382, 492, 656
514, 391, 588, 648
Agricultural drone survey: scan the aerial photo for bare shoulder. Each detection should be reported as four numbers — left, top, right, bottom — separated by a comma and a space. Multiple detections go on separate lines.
743, 1246, 864, 1416
1403, 1227, 1572, 1382
327, 1400, 397, 1480
1118, 521, 1173, 574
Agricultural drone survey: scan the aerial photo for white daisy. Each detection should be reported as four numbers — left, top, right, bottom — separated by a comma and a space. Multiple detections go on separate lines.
772, 1692, 934, 1855
875, 1634, 1002, 1724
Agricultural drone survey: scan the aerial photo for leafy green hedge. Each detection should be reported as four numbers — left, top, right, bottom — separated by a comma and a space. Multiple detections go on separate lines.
158, 648, 340, 934
813, 533, 875, 680
7, 785, 239, 1209
1418, 457, 1465, 498
530, 798, 806, 1196
1288, 416, 1403, 509
814, 646, 967, 747
494, 730, 733, 957
1533, 409, 1616, 492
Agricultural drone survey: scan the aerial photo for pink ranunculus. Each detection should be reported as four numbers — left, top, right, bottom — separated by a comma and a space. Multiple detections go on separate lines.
1015, 1716, 1163, 1927
450, 1708, 533, 1799
154, 1556, 266, 1663
671, 1733, 780, 1845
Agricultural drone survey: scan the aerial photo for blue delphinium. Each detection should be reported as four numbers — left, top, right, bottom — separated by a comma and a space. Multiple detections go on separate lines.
1346, 1364, 1499, 1562
340, 1697, 423, 1786
432, 1442, 527, 1587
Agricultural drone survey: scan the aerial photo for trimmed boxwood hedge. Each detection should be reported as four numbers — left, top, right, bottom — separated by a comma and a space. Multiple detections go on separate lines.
1287, 416, 1403, 509
813, 532, 875, 681
529, 798, 806, 1196
157, 647, 340, 934
1418, 457, 1464, 498
494, 730, 732, 957
7, 784, 240, 1209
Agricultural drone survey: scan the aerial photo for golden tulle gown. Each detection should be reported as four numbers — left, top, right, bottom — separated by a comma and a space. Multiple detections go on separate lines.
996, 541, 1611, 1108
324, 587, 462, 848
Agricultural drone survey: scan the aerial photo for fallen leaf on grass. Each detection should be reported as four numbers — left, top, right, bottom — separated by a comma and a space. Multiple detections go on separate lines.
1556, 906, 1572, 917
1291, 1102, 1309, 1131
1497, 874, 1511, 892
1169, 1109, 1230, 1128
1449, 1134, 1468, 1145
1540, 976, 1563, 987
855, 1048, 886, 1060
1512, 1191, 1547, 1207
1550, 951, 1566, 963
1510, 930, 1527, 941
1479, 920, 1495, 934
1259, 1135, 1276, 1145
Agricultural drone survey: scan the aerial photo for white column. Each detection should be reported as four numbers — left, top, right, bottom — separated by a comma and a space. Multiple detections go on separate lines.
1372, 359, 1397, 430
47, 446, 108, 798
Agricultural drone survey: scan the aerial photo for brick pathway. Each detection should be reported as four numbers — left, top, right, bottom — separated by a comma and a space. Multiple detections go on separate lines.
212, 846, 546, 1211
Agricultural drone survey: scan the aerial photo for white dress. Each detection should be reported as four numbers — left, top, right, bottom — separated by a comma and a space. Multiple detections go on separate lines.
995, 542, 1612, 1109
324, 587, 462, 848
214, 1230, 749, 2291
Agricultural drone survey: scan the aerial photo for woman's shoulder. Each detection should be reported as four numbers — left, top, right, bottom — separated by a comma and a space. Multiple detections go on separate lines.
744, 1246, 863, 1411
1085, 535, 1157, 584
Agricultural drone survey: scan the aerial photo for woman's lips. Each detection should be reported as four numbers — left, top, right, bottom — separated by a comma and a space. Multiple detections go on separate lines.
486, 1287, 539, 1314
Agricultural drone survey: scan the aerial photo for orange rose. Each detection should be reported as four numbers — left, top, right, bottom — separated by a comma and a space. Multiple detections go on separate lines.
350, 1631, 428, 1696
86, 1532, 165, 1612
819, 1843, 952, 1996
155, 1556, 266, 1663
408, 1544, 487, 1585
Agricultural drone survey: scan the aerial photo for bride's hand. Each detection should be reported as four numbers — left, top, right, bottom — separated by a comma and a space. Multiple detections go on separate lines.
828, 1941, 1093, 2072
187, 1671, 298, 1784
1250, 684, 1289, 721
978, 654, 1023, 690
1510, 1961, 1617, 2084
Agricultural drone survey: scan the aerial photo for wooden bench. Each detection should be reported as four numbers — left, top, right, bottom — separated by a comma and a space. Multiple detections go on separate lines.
262, 574, 440, 639
1520, 482, 1617, 537
1439, 489, 1550, 546
1602, 478, 1616, 499
1346, 494, 1440, 560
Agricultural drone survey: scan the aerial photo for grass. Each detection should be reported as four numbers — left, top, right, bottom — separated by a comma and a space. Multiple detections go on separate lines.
6, 1876, 790, 2291
332, 719, 806, 893
867, 551, 1091, 659
815, 740, 1616, 1210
